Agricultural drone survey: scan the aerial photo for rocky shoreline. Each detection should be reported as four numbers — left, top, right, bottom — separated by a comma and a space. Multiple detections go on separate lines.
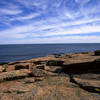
0, 50, 100, 100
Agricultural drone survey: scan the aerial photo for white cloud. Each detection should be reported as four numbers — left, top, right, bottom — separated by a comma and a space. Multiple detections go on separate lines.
0, 2, 22, 16
17, 0, 47, 10
0, 8, 22, 15
0, 16, 100, 39
0, 24, 34, 38
32, 36, 100, 43
17, 0, 36, 8
0, 0, 100, 44
42, 25, 100, 36
1, 36, 100, 44
10, 12, 41, 21
75, 0, 90, 5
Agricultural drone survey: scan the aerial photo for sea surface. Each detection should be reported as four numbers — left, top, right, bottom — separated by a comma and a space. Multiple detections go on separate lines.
0, 43, 100, 63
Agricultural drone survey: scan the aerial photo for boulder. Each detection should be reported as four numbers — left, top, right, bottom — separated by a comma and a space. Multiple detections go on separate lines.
94, 50, 100, 56
0, 66, 5, 73
46, 60, 64, 66
30, 68, 47, 77
6, 64, 30, 72
15, 64, 29, 70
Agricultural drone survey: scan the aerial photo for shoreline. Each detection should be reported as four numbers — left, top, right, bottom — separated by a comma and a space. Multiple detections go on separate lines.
0, 50, 95, 65
0, 50, 100, 99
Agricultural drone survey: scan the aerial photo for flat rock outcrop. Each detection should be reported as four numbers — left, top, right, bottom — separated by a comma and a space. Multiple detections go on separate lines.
0, 69, 31, 82
0, 51, 100, 100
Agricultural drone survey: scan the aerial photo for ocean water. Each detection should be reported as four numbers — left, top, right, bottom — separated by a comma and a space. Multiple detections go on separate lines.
0, 43, 100, 63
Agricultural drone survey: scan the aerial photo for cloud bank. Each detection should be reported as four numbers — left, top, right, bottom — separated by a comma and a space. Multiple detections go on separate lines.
0, 0, 100, 44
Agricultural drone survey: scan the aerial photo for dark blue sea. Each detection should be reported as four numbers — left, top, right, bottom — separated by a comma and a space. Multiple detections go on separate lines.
0, 43, 100, 63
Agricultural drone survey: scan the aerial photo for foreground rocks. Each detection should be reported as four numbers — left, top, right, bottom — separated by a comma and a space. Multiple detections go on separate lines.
0, 51, 100, 100
0, 69, 31, 82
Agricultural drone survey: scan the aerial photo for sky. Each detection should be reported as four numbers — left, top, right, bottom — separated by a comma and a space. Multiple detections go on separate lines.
0, 0, 100, 44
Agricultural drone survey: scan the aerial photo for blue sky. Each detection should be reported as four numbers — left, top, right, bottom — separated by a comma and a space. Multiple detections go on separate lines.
0, 0, 100, 44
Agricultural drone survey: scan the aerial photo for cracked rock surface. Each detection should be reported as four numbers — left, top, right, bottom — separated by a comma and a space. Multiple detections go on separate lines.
0, 51, 100, 100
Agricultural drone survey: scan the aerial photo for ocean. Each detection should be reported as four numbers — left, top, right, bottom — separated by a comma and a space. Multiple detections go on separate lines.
0, 43, 100, 63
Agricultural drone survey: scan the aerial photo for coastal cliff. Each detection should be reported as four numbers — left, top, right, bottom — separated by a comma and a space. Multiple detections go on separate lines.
0, 51, 100, 100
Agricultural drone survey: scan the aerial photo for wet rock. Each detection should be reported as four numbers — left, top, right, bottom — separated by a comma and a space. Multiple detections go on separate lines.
46, 60, 64, 66
30, 68, 47, 77
94, 50, 100, 56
